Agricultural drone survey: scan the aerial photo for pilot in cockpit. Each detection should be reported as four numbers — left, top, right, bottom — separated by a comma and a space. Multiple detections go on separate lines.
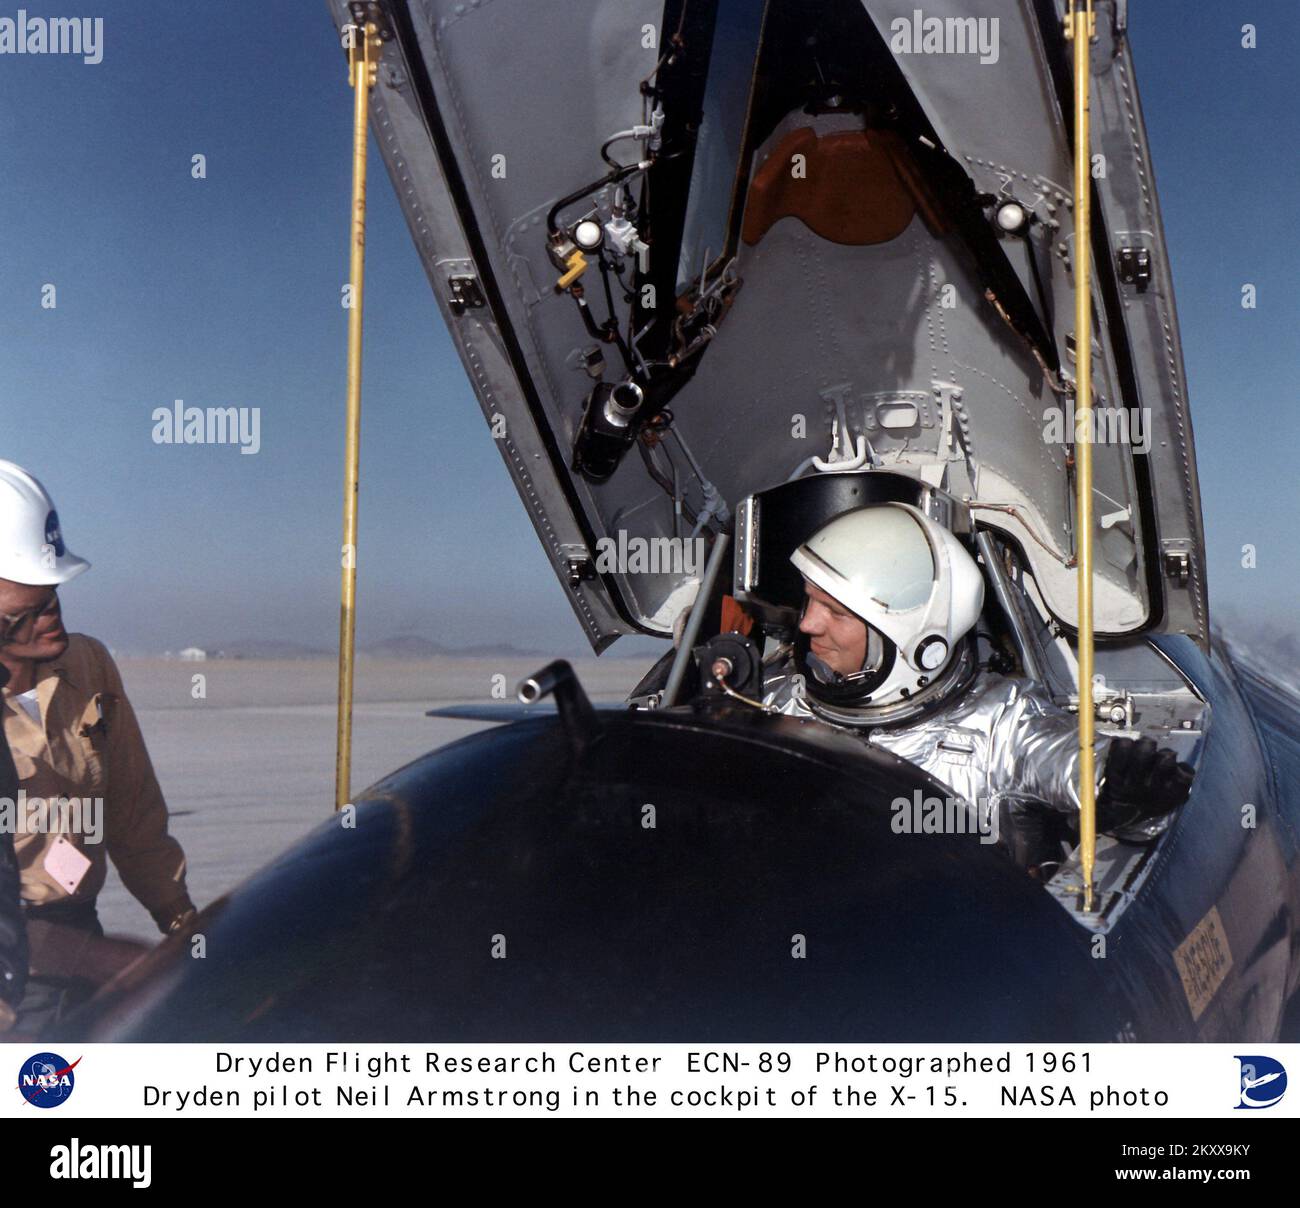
757, 502, 1196, 874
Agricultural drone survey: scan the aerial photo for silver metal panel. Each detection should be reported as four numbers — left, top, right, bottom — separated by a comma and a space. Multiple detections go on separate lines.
336, 0, 1208, 648
1084, 3, 1208, 640
327, 0, 671, 646
860, 0, 1206, 639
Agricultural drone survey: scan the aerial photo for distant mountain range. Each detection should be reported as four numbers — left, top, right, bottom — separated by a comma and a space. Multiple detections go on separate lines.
362, 635, 551, 659
193, 634, 552, 660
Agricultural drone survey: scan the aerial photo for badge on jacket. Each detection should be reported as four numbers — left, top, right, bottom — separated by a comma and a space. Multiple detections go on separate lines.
43, 836, 92, 894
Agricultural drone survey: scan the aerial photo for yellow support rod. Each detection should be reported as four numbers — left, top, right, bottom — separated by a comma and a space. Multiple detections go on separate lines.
335, 22, 378, 812
1067, 1, 1097, 910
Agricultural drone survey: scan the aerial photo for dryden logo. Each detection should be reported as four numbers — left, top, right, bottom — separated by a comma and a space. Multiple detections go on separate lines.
49, 1140, 152, 1189
1235, 1055, 1286, 1109
17, 1051, 80, 1107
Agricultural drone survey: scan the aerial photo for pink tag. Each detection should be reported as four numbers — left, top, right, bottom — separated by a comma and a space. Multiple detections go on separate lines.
43, 836, 92, 894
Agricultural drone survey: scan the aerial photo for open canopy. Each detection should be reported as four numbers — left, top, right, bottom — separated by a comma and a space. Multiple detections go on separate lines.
333, 0, 1206, 650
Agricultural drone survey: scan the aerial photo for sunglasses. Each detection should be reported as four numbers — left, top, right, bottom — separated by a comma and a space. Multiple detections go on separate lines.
0, 589, 60, 643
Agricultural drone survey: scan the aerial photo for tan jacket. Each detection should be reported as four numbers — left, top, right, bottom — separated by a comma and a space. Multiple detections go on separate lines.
2, 633, 193, 932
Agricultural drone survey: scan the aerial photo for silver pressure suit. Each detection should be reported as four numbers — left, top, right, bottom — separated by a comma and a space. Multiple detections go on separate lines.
762, 661, 1105, 821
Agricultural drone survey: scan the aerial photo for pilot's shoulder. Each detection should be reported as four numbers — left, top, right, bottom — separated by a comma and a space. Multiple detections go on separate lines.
59, 633, 124, 688
973, 671, 1069, 720
964, 671, 1024, 703
959, 672, 1055, 716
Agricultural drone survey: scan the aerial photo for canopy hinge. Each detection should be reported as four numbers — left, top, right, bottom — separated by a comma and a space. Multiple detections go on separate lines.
1163, 547, 1192, 587
1116, 245, 1151, 293
448, 274, 486, 315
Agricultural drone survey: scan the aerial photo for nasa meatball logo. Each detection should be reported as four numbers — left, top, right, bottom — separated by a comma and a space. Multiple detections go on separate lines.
16, 1052, 81, 1108
44, 509, 66, 556
1235, 1055, 1286, 1109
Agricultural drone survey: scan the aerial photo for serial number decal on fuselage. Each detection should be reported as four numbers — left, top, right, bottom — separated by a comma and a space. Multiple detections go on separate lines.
1173, 904, 1233, 1022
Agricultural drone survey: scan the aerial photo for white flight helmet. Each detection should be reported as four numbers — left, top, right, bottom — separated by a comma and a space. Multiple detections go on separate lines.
789, 503, 984, 724
0, 460, 90, 585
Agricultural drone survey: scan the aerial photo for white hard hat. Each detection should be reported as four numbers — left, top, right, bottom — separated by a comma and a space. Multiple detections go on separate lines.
0, 460, 90, 585
790, 503, 983, 717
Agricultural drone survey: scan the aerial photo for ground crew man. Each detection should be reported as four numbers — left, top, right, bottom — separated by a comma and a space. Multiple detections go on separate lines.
0, 460, 195, 1029
0, 664, 27, 1031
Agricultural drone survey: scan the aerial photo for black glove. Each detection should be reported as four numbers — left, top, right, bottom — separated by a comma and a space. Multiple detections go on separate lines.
1097, 736, 1195, 831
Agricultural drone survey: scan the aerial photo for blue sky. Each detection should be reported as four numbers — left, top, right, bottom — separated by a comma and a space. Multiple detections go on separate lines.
1, 1, 1295, 655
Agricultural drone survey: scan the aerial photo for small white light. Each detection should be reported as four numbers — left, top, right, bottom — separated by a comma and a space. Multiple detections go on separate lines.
574, 220, 603, 250
918, 638, 948, 670
996, 201, 1028, 233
